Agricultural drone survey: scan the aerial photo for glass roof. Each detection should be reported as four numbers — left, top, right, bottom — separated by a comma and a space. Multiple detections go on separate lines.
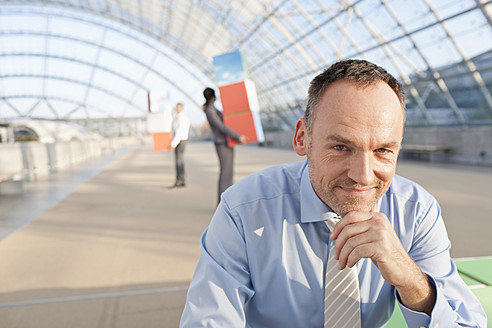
1, 0, 491, 129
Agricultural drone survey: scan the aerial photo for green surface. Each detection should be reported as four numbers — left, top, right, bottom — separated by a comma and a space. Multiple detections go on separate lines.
385, 303, 406, 327
459, 272, 484, 286
456, 257, 492, 286
472, 287, 492, 327
386, 257, 492, 327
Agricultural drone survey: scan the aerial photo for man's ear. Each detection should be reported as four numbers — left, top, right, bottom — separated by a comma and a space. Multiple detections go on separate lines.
293, 118, 308, 156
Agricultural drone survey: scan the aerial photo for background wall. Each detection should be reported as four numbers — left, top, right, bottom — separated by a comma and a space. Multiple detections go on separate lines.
0, 137, 143, 194
264, 126, 492, 166
403, 126, 492, 165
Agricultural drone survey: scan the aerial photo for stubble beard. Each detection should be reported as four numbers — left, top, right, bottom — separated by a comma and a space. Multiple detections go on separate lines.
316, 177, 386, 217
307, 145, 387, 217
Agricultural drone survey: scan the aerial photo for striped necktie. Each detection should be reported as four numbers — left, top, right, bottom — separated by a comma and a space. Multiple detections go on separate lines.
324, 217, 361, 328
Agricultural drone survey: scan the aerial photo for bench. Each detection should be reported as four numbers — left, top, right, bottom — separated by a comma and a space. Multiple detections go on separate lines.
400, 144, 453, 162
0, 173, 24, 195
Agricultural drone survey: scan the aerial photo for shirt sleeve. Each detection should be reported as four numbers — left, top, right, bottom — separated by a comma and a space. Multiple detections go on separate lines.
396, 198, 487, 328
205, 106, 241, 141
180, 199, 254, 327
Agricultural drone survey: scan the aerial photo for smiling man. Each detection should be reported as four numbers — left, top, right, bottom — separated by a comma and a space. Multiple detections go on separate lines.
180, 60, 486, 327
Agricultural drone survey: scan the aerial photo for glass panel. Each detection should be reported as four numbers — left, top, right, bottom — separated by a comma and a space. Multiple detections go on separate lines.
445, 10, 492, 59
0, 0, 490, 126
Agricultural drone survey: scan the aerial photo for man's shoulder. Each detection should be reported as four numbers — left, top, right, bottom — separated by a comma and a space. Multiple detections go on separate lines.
388, 174, 435, 205
223, 161, 307, 207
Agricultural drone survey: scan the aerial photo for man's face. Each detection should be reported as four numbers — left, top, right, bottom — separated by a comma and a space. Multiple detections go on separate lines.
176, 104, 183, 113
294, 80, 404, 217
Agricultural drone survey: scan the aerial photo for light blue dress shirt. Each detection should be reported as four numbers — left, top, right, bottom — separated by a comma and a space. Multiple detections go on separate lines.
181, 161, 486, 327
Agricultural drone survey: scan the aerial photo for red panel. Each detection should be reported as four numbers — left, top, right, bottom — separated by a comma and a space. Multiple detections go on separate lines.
152, 132, 172, 152
219, 81, 250, 115
224, 112, 258, 147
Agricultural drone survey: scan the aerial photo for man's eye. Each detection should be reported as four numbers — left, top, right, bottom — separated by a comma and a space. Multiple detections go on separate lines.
334, 145, 345, 151
376, 148, 388, 153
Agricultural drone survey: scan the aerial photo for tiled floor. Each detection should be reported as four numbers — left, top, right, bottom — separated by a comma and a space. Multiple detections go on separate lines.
0, 148, 129, 242
1, 141, 491, 327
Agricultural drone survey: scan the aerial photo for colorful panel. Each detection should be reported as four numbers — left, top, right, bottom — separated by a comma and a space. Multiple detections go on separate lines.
213, 50, 249, 86
219, 81, 250, 115
152, 132, 172, 152
224, 111, 258, 147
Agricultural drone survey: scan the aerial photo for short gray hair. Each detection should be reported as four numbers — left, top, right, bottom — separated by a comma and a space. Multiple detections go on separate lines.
304, 59, 406, 133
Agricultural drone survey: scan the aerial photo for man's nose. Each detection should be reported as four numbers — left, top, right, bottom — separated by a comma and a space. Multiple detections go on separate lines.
346, 151, 375, 186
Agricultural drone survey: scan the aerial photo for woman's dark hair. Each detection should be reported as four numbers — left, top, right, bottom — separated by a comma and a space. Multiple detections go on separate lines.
203, 87, 216, 107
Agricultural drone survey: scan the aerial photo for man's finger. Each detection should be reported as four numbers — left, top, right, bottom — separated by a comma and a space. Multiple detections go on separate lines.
336, 233, 373, 268
331, 211, 372, 240
333, 221, 371, 259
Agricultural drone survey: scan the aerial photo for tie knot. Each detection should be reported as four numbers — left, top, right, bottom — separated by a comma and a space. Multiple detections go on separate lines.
324, 217, 340, 232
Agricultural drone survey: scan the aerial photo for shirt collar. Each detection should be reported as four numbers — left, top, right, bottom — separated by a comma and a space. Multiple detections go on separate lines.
299, 162, 338, 223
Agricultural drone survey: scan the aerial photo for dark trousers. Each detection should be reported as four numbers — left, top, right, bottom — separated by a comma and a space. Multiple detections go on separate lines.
175, 140, 186, 185
215, 143, 234, 203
